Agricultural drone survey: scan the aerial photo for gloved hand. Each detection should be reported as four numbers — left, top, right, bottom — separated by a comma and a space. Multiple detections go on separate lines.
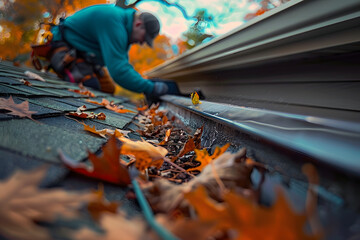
152, 82, 169, 96
145, 81, 169, 104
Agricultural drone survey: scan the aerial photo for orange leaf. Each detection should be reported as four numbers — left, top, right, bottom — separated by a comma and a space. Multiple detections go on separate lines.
191, 91, 201, 105
137, 105, 148, 111
67, 105, 106, 120
68, 88, 95, 97
88, 184, 120, 221
187, 143, 230, 172
185, 185, 321, 240
0, 96, 37, 120
119, 136, 168, 171
86, 98, 110, 106
59, 136, 131, 186
159, 128, 171, 145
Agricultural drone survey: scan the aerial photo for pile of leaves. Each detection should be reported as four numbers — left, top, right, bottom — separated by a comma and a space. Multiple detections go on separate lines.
0, 103, 323, 240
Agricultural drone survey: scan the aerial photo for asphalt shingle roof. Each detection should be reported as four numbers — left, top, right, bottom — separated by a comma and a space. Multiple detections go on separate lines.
0, 61, 141, 216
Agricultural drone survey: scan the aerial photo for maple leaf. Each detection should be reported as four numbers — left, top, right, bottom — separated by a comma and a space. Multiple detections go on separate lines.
184, 185, 321, 240
0, 96, 37, 120
191, 91, 201, 105
86, 98, 136, 114
187, 143, 230, 172
119, 137, 168, 171
0, 167, 95, 240
80, 122, 130, 138
143, 148, 254, 213
59, 136, 131, 186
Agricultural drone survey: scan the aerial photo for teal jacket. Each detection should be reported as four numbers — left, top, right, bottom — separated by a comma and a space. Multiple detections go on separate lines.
52, 4, 154, 94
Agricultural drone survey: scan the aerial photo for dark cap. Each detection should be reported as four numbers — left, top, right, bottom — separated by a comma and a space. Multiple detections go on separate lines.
140, 12, 160, 47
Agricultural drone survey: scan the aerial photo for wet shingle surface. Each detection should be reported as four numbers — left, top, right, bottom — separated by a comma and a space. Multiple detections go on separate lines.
0, 61, 141, 224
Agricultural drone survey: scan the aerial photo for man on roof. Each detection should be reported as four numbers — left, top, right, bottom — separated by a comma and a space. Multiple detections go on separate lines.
48, 4, 168, 99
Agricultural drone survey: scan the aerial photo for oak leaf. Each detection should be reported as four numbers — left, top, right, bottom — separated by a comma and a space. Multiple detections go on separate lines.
0, 96, 37, 120
59, 136, 131, 186
143, 148, 254, 213
187, 143, 230, 172
119, 137, 168, 171
0, 167, 94, 240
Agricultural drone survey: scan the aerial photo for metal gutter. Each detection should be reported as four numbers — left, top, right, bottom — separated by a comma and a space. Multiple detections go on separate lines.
161, 95, 360, 177
147, 0, 360, 78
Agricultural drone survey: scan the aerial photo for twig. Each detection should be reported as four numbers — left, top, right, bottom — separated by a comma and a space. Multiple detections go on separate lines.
164, 158, 196, 179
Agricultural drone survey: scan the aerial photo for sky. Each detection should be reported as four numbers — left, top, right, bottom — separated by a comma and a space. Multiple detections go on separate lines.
115, 0, 266, 43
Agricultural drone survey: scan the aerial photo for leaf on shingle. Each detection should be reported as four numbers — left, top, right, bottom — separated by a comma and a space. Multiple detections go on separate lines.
67, 105, 106, 120
119, 137, 168, 171
68, 88, 95, 97
0, 167, 95, 240
24, 70, 45, 82
59, 136, 131, 186
0, 96, 37, 120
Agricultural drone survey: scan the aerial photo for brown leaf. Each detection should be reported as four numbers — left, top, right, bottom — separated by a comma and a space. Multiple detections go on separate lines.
143, 148, 254, 213
87, 184, 120, 221
73, 213, 147, 240
68, 88, 95, 97
67, 105, 106, 120
119, 137, 168, 171
187, 143, 230, 172
0, 96, 37, 120
0, 167, 94, 240
59, 136, 131, 186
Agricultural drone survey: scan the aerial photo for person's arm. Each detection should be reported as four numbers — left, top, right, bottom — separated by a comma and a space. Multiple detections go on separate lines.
97, 18, 154, 94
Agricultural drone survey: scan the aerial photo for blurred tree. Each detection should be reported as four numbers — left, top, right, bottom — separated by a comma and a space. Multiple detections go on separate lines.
129, 34, 174, 76
244, 0, 291, 21
182, 9, 214, 49
0, 0, 107, 63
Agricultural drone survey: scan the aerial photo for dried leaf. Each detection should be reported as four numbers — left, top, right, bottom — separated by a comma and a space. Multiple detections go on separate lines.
137, 105, 148, 111
119, 137, 168, 171
0, 96, 37, 120
86, 98, 110, 106
87, 184, 120, 221
191, 91, 201, 105
20, 79, 32, 86
73, 213, 147, 240
187, 143, 230, 172
67, 105, 106, 120
0, 167, 94, 240
159, 128, 171, 145
59, 136, 131, 186
68, 88, 95, 97
143, 149, 253, 213
24, 70, 45, 82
